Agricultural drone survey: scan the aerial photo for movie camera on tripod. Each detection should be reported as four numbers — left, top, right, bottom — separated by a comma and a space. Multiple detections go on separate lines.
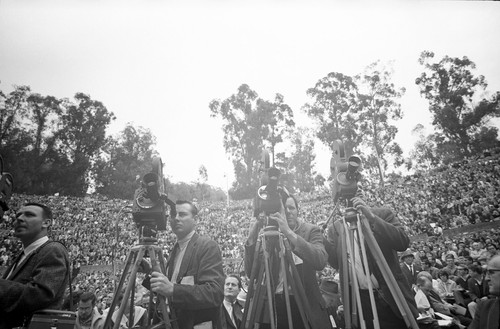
132, 157, 175, 236
254, 150, 289, 227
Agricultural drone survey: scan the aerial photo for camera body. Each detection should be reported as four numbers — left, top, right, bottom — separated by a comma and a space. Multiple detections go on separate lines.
132, 157, 169, 231
330, 140, 362, 205
254, 150, 289, 227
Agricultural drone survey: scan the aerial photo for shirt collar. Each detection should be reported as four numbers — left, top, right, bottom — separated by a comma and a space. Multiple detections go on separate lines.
23, 236, 49, 257
177, 230, 195, 248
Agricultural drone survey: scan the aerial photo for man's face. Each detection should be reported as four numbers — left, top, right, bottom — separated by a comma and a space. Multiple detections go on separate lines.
404, 256, 414, 266
284, 197, 298, 229
473, 243, 480, 251
14, 205, 49, 245
224, 276, 240, 300
77, 300, 93, 320
170, 203, 196, 239
486, 256, 500, 296
446, 258, 454, 266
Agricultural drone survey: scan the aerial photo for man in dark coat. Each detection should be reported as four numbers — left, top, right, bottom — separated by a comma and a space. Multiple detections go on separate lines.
0, 203, 70, 329
325, 197, 419, 329
469, 255, 500, 329
245, 194, 332, 329
400, 250, 422, 288
220, 274, 244, 329
150, 200, 224, 329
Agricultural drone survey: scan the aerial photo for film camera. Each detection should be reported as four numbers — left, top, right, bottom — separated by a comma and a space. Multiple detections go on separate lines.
132, 157, 174, 233
254, 150, 289, 227
330, 140, 362, 221
0, 155, 14, 220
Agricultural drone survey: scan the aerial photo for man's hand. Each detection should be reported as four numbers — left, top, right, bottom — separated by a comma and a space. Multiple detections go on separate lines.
150, 271, 174, 298
351, 197, 375, 223
268, 211, 292, 236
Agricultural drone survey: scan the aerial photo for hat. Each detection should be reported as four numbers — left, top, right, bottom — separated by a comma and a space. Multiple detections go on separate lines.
400, 250, 415, 261
319, 278, 339, 296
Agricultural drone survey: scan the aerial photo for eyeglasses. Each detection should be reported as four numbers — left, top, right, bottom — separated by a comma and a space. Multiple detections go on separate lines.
486, 269, 500, 275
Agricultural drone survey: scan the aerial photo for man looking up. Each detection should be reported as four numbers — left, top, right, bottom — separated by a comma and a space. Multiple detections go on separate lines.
150, 200, 224, 329
0, 203, 70, 329
221, 274, 244, 329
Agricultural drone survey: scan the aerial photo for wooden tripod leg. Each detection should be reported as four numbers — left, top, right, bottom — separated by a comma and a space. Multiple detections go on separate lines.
113, 246, 146, 329
261, 235, 277, 329
356, 218, 380, 329
278, 239, 294, 329
280, 237, 312, 329
103, 248, 137, 329
340, 224, 352, 329
343, 223, 365, 329
240, 238, 263, 329
149, 246, 174, 329
360, 217, 419, 329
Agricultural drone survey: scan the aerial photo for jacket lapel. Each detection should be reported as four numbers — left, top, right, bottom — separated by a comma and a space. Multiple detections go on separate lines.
175, 233, 199, 283
8, 240, 52, 279
167, 243, 179, 279
3, 251, 23, 279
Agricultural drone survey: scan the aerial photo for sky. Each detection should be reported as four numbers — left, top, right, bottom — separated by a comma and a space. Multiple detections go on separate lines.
1, 0, 499, 190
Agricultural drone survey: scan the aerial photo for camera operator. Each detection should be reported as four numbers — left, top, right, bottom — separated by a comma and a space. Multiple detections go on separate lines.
245, 194, 332, 329
324, 196, 419, 329
0, 202, 70, 329
148, 200, 224, 329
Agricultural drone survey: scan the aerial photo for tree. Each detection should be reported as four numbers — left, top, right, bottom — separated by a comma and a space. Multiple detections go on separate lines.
197, 165, 209, 201
56, 93, 115, 196
95, 123, 158, 199
416, 50, 500, 160
357, 60, 405, 185
288, 128, 316, 193
304, 72, 361, 155
209, 84, 294, 199
407, 124, 440, 171
258, 94, 295, 163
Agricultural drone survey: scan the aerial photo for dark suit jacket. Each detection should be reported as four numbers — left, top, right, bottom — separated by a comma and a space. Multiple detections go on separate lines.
245, 221, 332, 329
469, 298, 499, 329
467, 277, 488, 301
166, 233, 224, 329
325, 207, 420, 321
0, 240, 70, 329
401, 262, 422, 287
220, 300, 243, 329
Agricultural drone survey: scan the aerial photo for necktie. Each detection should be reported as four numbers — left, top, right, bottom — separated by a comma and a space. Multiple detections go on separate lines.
7, 251, 24, 279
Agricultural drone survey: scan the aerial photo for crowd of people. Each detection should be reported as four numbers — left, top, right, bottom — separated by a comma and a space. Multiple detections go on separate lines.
1, 151, 500, 328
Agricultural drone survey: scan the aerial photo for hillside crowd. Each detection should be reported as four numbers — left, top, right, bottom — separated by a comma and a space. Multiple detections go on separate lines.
1, 151, 500, 317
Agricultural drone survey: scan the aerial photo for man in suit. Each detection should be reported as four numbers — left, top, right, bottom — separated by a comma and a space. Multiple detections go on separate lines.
467, 264, 489, 318
469, 254, 500, 329
150, 200, 224, 329
245, 194, 332, 329
400, 250, 421, 288
0, 202, 70, 329
221, 274, 244, 329
325, 197, 419, 329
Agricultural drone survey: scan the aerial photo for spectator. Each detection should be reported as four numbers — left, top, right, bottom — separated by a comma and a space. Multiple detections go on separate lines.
75, 291, 104, 329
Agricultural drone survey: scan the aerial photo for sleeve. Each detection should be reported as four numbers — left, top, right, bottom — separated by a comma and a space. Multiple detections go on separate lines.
0, 242, 69, 314
325, 220, 343, 269
171, 239, 224, 310
370, 208, 410, 252
290, 225, 327, 271
467, 300, 483, 329
467, 279, 481, 301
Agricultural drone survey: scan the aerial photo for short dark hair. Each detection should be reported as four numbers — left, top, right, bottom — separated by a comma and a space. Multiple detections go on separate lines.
175, 200, 198, 216
79, 291, 97, 306
226, 274, 242, 289
23, 202, 53, 220
438, 269, 450, 278
469, 264, 483, 275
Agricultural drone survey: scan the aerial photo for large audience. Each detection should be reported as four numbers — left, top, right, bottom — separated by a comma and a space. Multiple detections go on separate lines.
1, 150, 500, 312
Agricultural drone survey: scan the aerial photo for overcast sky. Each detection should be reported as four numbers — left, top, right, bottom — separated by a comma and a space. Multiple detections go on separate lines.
1, 0, 499, 189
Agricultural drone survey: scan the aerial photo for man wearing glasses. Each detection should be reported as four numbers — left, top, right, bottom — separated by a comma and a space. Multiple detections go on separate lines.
469, 255, 500, 329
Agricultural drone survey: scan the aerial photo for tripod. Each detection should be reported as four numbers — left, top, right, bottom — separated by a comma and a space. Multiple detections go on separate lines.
240, 227, 313, 329
338, 208, 419, 329
103, 228, 178, 329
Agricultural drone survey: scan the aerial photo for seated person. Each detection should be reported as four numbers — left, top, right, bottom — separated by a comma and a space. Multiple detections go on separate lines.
110, 292, 147, 329
435, 270, 457, 303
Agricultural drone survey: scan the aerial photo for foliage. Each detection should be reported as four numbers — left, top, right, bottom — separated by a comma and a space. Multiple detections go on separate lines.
0, 85, 115, 195
415, 50, 500, 161
304, 72, 361, 155
209, 84, 295, 200
287, 128, 316, 193
94, 124, 158, 199
305, 61, 405, 185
